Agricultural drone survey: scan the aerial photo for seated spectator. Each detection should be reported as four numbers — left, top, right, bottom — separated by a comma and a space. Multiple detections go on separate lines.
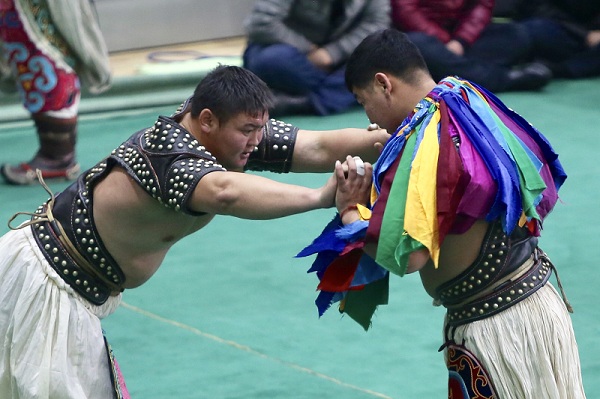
243, 0, 391, 117
507, 0, 600, 79
391, 0, 552, 92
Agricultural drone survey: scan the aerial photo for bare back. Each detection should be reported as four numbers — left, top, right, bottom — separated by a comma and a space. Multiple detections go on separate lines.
93, 167, 213, 288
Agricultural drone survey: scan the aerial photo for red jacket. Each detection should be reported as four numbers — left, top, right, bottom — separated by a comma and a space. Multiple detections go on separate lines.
391, 0, 494, 46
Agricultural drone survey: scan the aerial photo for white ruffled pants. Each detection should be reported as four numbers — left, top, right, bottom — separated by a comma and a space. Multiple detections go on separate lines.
0, 227, 122, 398
445, 282, 586, 398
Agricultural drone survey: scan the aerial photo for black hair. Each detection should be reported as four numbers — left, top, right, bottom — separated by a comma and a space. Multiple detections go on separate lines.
190, 65, 274, 123
345, 29, 429, 91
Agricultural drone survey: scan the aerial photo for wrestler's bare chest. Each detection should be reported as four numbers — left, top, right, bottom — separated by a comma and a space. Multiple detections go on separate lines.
92, 168, 214, 287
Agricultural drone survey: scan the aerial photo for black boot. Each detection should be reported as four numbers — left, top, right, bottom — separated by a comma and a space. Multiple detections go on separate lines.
269, 91, 314, 118
1, 114, 80, 185
505, 62, 553, 92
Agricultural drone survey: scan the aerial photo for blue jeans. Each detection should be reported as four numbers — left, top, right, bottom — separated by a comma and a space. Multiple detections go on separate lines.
243, 43, 357, 115
406, 22, 534, 92
521, 17, 600, 78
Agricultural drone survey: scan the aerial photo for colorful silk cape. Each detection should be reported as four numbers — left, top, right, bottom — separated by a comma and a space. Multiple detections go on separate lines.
297, 77, 567, 330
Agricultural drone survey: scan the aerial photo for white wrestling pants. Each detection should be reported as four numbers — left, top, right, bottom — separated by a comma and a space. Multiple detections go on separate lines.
0, 227, 122, 398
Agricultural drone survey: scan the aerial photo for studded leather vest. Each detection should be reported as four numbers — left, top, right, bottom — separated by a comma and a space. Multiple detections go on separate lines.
29, 102, 299, 305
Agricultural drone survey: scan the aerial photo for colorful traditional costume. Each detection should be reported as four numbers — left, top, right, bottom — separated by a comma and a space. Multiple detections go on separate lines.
0, 98, 298, 398
298, 77, 586, 398
0, 0, 111, 183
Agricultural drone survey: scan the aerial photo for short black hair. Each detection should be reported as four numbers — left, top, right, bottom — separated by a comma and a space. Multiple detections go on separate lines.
345, 29, 429, 91
191, 65, 274, 123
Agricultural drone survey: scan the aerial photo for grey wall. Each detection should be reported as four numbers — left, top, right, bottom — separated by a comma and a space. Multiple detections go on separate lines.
94, 0, 255, 52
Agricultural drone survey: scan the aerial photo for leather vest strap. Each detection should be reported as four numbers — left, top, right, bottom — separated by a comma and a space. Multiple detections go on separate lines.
246, 119, 298, 173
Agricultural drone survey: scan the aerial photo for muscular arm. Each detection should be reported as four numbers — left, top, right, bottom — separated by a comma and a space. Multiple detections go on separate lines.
290, 127, 389, 173
189, 170, 335, 219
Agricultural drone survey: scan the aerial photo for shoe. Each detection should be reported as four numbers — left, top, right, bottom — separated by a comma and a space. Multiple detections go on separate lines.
506, 62, 553, 91
539, 60, 570, 78
269, 91, 314, 118
1, 158, 80, 185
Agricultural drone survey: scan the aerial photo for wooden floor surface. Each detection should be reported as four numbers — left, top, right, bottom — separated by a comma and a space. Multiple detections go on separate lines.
108, 36, 246, 78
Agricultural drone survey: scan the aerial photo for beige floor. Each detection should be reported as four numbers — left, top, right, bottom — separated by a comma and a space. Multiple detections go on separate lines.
108, 36, 246, 78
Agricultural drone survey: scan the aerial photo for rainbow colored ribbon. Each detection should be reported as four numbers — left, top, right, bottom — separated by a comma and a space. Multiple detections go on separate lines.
297, 77, 566, 330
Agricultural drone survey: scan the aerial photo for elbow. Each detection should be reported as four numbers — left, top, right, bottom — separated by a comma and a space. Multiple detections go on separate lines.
406, 248, 430, 273
210, 176, 241, 215
213, 190, 237, 213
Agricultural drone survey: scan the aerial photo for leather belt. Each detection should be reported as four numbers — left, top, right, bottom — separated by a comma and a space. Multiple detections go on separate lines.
29, 204, 123, 305
8, 170, 124, 305
445, 249, 552, 327
435, 220, 537, 306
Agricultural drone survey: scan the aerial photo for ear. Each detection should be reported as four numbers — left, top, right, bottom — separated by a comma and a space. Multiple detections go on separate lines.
374, 72, 393, 95
198, 108, 218, 133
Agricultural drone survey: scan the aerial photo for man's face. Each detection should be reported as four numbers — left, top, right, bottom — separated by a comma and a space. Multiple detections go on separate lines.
208, 111, 269, 172
353, 83, 396, 133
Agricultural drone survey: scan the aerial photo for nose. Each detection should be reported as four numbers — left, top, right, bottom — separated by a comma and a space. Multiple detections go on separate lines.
250, 128, 263, 146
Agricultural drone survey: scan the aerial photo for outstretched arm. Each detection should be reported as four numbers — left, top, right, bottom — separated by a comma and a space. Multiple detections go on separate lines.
189, 170, 336, 219
246, 121, 389, 174
290, 127, 389, 173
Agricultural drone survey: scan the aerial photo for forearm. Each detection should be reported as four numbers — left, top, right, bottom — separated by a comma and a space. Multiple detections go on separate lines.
191, 171, 333, 219
290, 128, 389, 172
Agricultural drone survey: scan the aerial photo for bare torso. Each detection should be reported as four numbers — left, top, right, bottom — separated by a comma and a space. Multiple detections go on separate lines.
92, 166, 488, 295
418, 220, 489, 298
92, 167, 214, 288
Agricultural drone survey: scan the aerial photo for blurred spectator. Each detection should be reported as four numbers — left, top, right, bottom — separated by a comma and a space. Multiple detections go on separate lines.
0, 0, 111, 185
504, 0, 600, 79
243, 0, 391, 117
391, 0, 553, 92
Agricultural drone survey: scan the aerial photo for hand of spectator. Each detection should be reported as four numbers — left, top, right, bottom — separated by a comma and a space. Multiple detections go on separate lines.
446, 40, 464, 56
308, 48, 333, 70
587, 30, 600, 48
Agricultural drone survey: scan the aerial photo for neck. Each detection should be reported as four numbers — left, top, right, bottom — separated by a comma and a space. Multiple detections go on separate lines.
179, 113, 202, 143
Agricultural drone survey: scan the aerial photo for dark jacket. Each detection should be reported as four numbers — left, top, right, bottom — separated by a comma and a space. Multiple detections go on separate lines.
514, 0, 600, 39
244, 0, 391, 66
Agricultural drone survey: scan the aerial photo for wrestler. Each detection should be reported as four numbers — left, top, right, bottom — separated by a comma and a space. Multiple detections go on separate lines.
299, 29, 586, 398
0, 0, 111, 184
0, 65, 384, 398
